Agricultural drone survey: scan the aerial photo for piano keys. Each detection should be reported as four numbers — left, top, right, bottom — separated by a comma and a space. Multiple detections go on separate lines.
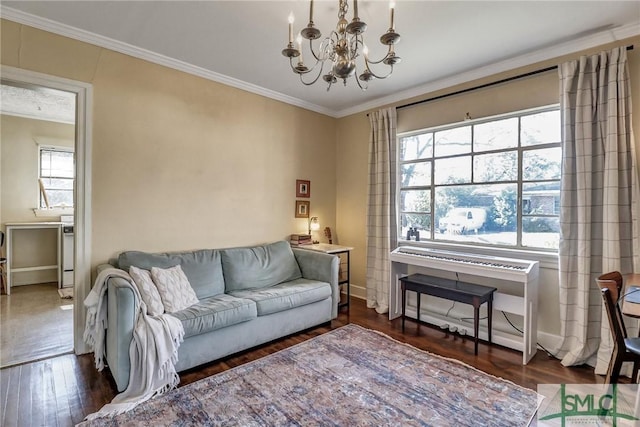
390, 246, 539, 364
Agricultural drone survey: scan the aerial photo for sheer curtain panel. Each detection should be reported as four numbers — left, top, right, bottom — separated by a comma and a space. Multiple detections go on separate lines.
366, 108, 398, 314
557, 46, 640, 374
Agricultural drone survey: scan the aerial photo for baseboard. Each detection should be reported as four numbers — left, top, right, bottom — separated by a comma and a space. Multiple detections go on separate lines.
536, 330, 563, 357
347, 283, 366, 300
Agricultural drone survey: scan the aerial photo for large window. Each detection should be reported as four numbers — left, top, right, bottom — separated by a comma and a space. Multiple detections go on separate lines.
398, 106, 561, 250
39, 146, 74, 208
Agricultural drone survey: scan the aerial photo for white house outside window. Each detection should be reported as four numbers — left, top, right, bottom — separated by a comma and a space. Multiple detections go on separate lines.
39, 146, 74, 208
398, 106, 561, 251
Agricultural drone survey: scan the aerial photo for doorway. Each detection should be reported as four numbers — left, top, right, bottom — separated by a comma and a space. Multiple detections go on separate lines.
0, 66, 93, 362
0, 80, 75, 366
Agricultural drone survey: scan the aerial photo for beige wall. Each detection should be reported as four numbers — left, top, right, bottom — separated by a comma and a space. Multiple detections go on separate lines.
1, 115, 75, 222
1, 114, 74, 284
336, 36, 640, 338
0, 19, 337, 272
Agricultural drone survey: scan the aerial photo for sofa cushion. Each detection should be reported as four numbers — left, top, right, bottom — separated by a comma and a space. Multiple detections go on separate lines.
117, 249, 225, 299
221, 241, 302, 292
168, 294, 257, 338
129, 266, 164, 316
229, 278, 331, 316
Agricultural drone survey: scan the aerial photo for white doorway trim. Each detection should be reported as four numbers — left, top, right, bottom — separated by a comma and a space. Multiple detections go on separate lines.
1, 65, 93, 354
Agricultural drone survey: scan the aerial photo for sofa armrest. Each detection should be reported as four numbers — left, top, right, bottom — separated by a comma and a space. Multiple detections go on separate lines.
292, 249, 340, 318
98, 264, 137, 392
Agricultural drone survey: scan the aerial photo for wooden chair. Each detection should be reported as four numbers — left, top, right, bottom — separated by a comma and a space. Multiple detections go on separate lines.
597, 271, 640, 384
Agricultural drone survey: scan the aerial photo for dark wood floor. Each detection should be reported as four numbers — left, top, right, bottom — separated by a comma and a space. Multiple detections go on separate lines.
0, 298, 604, 427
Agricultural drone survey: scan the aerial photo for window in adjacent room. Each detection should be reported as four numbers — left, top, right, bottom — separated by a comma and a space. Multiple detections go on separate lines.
39, 146, 74, 208
398, 105, 561, 251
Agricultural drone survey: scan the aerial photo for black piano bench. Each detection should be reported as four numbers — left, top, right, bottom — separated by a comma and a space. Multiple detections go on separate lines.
399, 273, 497, 355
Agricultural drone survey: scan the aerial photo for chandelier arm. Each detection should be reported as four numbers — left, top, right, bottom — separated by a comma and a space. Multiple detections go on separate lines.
308, 38, 322, 62
290, 49, 324, 75
363, 52, 393, 65
363, 63, 394, 80
361, 40, 392, 65
298, 61, 327, 86
289, 57, 311, 75
354, 65, 368, 91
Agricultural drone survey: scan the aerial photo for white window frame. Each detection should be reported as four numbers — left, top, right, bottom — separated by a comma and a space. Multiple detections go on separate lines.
37, 144, 74, 209
396, 105, 561, 267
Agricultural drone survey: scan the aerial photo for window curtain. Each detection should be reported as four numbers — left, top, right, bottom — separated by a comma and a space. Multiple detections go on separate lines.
366, 107, 398, 314
557, 46, 640, 374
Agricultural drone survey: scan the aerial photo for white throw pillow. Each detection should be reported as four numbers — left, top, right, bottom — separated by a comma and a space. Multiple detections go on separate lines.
129, 266, 165, 316
151, 265, 199, 313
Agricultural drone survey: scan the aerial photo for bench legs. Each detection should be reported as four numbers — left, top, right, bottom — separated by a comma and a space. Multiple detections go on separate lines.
401, 282, 406, 332
403, 290, 493, 356
402, 287, 420, 333
473, 300, 480, 355
472, 296, 493, 355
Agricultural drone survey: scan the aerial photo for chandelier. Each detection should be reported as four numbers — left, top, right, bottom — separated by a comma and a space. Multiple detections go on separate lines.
281, 0, 400, 91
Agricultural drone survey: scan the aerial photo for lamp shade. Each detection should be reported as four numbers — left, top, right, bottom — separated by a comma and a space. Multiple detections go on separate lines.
309, 216, 320, 234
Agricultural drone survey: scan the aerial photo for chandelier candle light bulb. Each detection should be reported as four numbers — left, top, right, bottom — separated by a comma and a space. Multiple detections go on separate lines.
281, 0, 401, 91
288, 12, 294, 43
390, 1, 395, 30
297, 34, 304, 63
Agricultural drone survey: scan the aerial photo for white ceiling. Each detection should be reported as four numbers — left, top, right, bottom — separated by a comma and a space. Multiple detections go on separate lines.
0, 83, 76, 123
2, 1, 639, 117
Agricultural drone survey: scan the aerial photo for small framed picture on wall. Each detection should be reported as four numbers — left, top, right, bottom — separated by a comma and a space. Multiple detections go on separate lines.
296, 179, 310, 198
295, 200, 310, 218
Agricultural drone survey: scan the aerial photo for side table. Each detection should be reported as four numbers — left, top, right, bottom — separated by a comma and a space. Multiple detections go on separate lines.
296, 243, 353, 310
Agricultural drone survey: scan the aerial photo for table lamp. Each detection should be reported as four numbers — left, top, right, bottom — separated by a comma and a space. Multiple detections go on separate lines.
308, 216, 320, 236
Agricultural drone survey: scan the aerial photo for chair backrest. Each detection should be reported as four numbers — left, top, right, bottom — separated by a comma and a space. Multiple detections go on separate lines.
597, 272, 626, 342
596, 271, 623, 301
601, 287, 628, 349
0, 230, 4, 249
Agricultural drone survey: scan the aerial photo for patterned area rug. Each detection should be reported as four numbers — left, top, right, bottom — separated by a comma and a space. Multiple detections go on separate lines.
81, 324, 540, 426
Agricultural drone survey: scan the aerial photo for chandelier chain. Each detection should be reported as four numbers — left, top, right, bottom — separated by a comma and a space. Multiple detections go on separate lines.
338, 0, 348, 21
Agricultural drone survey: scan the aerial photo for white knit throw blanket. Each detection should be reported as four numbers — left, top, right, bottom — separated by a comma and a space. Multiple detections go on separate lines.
82, 267, 185, 421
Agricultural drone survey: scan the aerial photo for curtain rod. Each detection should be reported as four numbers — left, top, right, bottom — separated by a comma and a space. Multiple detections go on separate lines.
366, 44, 634, 116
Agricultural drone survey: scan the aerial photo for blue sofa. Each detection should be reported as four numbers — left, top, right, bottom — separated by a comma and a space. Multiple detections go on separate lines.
100, 241, 340, 391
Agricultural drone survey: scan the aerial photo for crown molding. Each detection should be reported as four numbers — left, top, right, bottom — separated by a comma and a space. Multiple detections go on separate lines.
2, 6, 638, 120
335, 21, 640, 118
0, 6, 337, 118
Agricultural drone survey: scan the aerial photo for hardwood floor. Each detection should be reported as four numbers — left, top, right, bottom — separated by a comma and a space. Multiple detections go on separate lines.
0, 283, 74, 368
0, 298, 604, 426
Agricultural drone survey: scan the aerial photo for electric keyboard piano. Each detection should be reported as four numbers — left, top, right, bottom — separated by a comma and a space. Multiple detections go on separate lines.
390, 246, 539, 364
